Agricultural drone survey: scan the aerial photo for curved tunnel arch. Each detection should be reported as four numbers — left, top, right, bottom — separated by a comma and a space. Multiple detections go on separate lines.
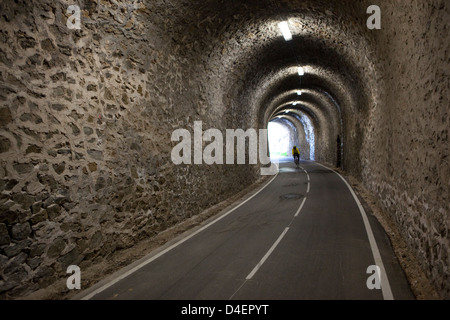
149, 0, 384, 177
215, 36, 374, 171
187, 2, 378, 132
262, 80, 342, 166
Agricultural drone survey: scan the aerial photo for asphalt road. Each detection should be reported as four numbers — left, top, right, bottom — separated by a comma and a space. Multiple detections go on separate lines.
76, 160, 415, 300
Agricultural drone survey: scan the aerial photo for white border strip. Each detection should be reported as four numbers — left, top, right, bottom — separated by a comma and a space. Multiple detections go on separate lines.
294, 197, 307, 217
77, 173, 279, 300
315, 163, 393, 300
246, 227, 290, 280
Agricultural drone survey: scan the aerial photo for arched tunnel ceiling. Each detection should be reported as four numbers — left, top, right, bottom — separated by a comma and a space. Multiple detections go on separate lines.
261, 74, 344, 126
273, 101, 321, 132
164, 0, 378, 133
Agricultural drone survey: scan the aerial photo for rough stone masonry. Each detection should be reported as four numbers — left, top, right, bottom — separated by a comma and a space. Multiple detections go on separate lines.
0, 0, 448, 299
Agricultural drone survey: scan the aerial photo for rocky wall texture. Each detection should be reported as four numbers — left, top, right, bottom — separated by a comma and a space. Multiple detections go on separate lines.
360, 0, 449, 298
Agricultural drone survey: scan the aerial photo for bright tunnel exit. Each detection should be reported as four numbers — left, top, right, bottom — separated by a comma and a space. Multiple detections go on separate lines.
268, 120, 291, 161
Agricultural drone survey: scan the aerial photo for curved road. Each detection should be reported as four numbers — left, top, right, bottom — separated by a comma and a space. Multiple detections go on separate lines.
75, 160, 414, 300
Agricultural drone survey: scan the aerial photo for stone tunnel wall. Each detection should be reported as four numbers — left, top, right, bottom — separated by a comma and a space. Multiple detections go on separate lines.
359, 0, 449, 298
0, 0, 261, 298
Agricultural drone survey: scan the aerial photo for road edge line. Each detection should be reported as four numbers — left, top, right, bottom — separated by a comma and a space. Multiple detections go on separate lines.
246, 227, 290, 280
315, 162, 394, 300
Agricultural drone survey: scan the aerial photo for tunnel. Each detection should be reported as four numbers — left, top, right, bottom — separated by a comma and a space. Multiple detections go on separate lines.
0, 0, 448, 300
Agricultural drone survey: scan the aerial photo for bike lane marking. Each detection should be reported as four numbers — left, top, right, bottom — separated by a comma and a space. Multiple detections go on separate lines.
231, 164, 310, 297
315, 162, 394, 300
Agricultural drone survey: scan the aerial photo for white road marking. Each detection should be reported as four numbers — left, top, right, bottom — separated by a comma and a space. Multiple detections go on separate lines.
245, 166, 309, 281
295, 197, 307, 217
315, 162, 394, 300
246, 227, 290, 280
300, 166, 311, 193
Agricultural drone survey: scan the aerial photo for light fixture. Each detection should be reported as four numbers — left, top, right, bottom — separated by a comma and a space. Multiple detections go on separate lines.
298, 67, 304, 76
278, 21, 292, 41
297, 90, 302, 96
293, 102, 298, 106
285, 110, 289, 113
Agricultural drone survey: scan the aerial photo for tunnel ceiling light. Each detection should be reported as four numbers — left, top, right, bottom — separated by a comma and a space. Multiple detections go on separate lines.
278, 21, 292, 41
293, 102, 298, 106
297, 90, 302, 96
285, 110, 289, 113
298, 67, 305, 76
